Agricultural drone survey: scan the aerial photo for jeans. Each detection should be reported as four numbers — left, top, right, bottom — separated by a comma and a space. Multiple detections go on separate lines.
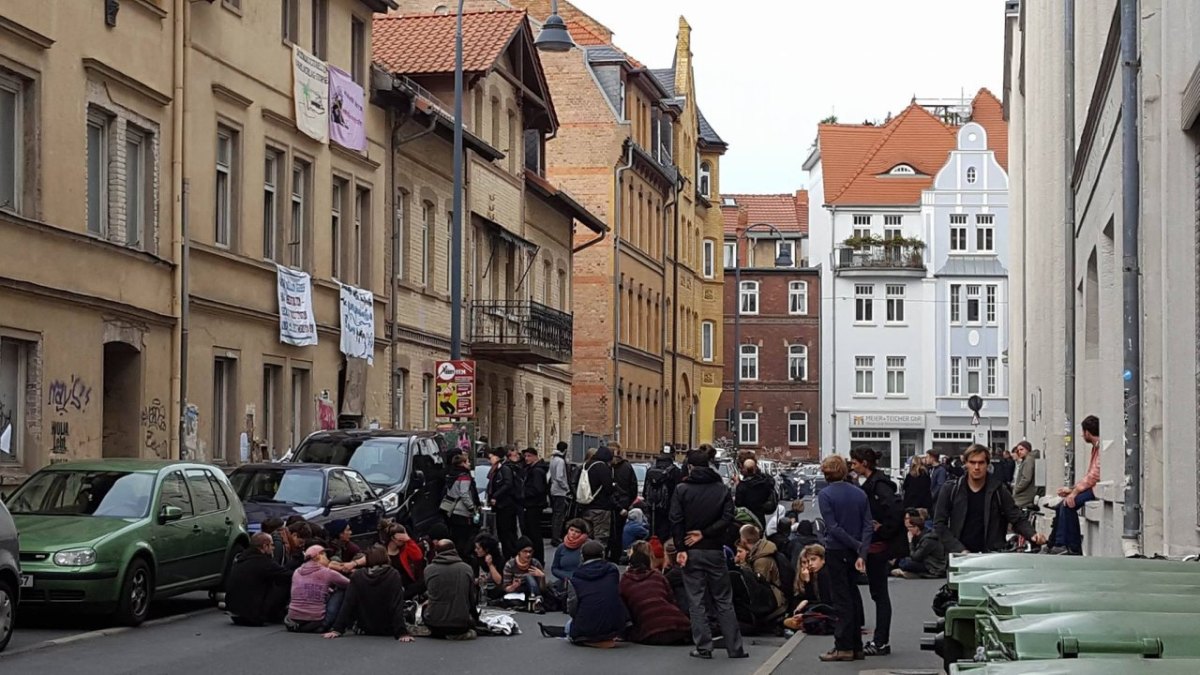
550, 496, 569, 544
522, 575, 542, 598
681, 549, 744, 656
865, 551, 892, 645
582, 509, 611, 548
607, 511, 627, 562
323, 588, 345, 631
1054, 488, 1094, 551
898, 558, 930, 575
826, 549, 865, 653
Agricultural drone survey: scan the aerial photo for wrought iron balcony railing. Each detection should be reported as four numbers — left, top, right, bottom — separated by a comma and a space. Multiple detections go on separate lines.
469, 300, 573, 365
835, 244, 926, 274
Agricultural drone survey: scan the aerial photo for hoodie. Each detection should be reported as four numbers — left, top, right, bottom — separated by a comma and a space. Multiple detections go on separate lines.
622, 508, 649, 549
619, 567, 690, 643
330, 564, 408, 638
735, 471, 777, 529
548, 450, 570, 498
523, 459, 550, 509
744, 539, 785, 609
669, 466, 735, 552
224, 547, 292, 624
423, 549, 478, 631
287, 561, 350, 622
610, 455, 638, 511
582, 447, 615, 511
567, 559, 627, 642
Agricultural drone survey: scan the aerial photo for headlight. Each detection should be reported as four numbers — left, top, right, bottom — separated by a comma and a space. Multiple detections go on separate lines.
382, 493, 399, 511
54, 548, 97, 566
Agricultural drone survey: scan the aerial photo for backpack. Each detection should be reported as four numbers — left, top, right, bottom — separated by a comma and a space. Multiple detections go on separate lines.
732, 566, 784, 630
644, 466, 671, 511
576, 462, 596, 505
508, 463, 526, 504
771, 549, 796, 606
800, 604, 838, 635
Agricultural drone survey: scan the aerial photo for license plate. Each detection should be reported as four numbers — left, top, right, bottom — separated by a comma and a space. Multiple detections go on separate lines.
19, 574, 33, 588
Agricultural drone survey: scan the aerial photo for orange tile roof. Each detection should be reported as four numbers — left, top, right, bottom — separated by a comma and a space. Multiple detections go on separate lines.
565, 19, 608, 46
373, 10, 526, 75
722, 191, 809, 235
970, 88, 1008, 170
722, 205, 740, 234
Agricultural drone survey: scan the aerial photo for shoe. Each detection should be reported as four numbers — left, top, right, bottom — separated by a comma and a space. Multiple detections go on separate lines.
819, 650, 854, 662
690, 649, 713, 660
728, 650, 749, 659
1047, 545, 1070, 555
863, 641, 891, 656
447, 629, 477, 641
783, 616, 802, 631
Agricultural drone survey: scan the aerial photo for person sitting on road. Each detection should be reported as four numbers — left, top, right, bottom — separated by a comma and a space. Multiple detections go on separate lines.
783, 544, 835, 633
551, 519, 590, 590
622, 508, 650, 550
735, 524, 787, 618
385, 523, 426, 600
473, 533, 506, 605
323, 546, 413, 641
502, 536, 547, 611
424, 539, 480, 640
619, 542, 691, 645
768, 517, 794, 556
538, 541, 627, 647
285, 545, 355, 633
273, 521, 308, 571
226, 532, 292, 626
324, 519, 362, 564
891, 515, 947, 579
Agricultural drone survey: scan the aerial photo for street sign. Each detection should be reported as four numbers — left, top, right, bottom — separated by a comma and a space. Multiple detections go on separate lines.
435, 359, 475, 418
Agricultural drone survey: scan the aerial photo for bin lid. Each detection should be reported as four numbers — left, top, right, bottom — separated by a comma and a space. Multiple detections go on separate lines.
982, 611, 1200, 661
952, 568, 1200, 604
987, 588, 1200, 616
952, 658, 1200, 675
949, 552, 1200, 575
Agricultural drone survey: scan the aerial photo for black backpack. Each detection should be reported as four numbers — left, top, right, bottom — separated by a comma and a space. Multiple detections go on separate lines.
644, 466, 671, 510
771, 549, 796, 607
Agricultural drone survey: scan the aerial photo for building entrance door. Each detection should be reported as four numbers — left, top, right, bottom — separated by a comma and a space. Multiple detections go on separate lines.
102, 342, 142, 458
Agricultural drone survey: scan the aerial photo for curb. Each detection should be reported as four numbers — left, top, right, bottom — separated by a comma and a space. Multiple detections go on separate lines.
1, 607, 216, 659
753, 630, 806, 675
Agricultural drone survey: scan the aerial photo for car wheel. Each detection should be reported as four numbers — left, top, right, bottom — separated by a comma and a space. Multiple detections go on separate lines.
115, 559, 152, 627
0, 579, 14, 652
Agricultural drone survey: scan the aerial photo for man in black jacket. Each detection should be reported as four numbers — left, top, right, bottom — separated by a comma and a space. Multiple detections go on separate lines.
669, 450, 747, 660
423, 540, 480, 639
521, 447, 549, 564
644, 446, 683, 543
934, 444, 1046, 553
579, 446, 616, 548
608, 442, 639, 563
735, 458, 777, 530
487, 447, 521, 561
226, 533, 292, 626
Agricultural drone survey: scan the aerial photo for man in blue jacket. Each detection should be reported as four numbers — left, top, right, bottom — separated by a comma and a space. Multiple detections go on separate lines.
816, 455, 873, 662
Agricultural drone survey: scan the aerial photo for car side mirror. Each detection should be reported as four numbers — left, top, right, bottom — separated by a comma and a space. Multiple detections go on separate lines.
159, 505, 184, 523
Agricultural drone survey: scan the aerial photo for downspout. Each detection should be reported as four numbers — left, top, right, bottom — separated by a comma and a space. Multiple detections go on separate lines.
662, 173, 679, 446
172, 0, 188, 458
572, 229, 605, 254
612, 142, 634, 443
1063, 0, 1077, 485
1119, 0, 1143, 553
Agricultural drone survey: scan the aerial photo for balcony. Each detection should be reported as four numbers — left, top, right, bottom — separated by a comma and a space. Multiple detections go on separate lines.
834, 239, 926, 277
470, 300, 573, 365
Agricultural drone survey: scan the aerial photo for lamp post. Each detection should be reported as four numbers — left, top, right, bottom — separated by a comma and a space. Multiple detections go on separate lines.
731, 223, 792, 446
450, 1, 575, 360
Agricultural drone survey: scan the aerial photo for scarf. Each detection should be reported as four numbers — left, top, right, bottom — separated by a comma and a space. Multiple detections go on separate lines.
563, 530, 589, 550
514, 556, 533, 573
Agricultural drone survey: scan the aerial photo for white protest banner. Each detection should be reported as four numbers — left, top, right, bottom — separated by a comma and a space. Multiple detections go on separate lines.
293, 45, 329, 143
339, 283, 375, 364
276, 264, 318, 346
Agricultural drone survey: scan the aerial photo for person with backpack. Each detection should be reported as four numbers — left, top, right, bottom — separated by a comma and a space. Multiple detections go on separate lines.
520, 447, 550, 565
849, 447, 905, 657
735, 458, 777, 532
644, 446, 683, 543
576, 446, 616, 549
933, 444, 1044, 554
486, 447, 521, 561
735, 524, 789, 626
607, 443, 639, 564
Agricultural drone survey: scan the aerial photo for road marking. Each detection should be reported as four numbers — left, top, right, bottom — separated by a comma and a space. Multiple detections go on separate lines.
0, 607, 217, 659
752, 630, 806, 675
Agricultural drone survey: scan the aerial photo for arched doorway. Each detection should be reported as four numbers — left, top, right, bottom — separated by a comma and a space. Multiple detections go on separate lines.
102, 341, 142, 458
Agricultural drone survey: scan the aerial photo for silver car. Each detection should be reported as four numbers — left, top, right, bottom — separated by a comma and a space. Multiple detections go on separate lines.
0, 495, 18, 651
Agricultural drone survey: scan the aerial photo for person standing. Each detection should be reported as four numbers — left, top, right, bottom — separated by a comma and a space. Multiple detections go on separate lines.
441, 453, 480, 562
608, 443, 639, 563
1011, 441, 1038, 509
902, 460, 933, 511
849, 447, 904, 656
815, 455, 872, 662
1052, 416, 1101, 554
927, 450, 948, 504
734, 458, 777, 530
521, 447, 549, 565
934, 444, 1045, 554
669, 449, 748, 661
548, 442, 571, 546
486, 447, 520, 561
578, 446, 616, 548
644, 446, 683, 543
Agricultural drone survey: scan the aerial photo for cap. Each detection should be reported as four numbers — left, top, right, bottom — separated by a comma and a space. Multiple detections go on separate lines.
661, 445, 674, 456
304, 544, 325, 560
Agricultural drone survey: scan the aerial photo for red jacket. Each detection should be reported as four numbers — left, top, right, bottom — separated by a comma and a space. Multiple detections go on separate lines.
619, 568, 690, 643
389, 539, 426, 586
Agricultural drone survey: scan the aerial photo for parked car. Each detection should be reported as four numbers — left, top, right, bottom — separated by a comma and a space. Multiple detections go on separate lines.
287, 430, 448, 535
0, 494, 19, 651
6, 460, 250, 626
631, 463, 649, 498
229, 464, 385, 547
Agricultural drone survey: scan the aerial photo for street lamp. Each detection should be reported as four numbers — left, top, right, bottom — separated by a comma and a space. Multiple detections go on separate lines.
731, 223, 792, 446
451, 0, 574, 360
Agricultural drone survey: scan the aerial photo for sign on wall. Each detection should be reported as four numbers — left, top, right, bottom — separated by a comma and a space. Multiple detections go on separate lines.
850, 413, 926, 429
276, 264, 318, 346
293, 46, 329, 143
435, 360, 475, 419
328, 65, 366, 151
338, 283, 374, 363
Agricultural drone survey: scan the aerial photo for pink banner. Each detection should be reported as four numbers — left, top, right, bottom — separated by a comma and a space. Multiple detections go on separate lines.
328, 66, 365, 151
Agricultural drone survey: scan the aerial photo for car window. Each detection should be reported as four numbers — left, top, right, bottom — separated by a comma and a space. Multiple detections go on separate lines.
327, 472, 353, 504
205, 470, 230, 510
186, 469, 221, 515
159, 471, 194, 518
344, 471, 374, 501
7, 470, 155, 518
413, 438, 443, 473
230, 468, 324, 506
294, 437, 410, 488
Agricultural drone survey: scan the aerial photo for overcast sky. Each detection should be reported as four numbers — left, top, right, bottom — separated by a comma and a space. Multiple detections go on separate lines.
570, 0, 1006, 195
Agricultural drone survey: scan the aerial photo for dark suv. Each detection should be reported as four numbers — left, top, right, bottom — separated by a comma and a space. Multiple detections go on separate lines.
289, 430, 448, 535
0, 496, 17, 651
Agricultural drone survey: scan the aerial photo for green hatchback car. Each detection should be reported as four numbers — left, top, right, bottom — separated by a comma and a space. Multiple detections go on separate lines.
6, 460, 250, 625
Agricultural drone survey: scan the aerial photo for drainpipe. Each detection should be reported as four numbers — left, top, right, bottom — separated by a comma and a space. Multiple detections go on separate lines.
172, 0, 188, 458
572, 229, 605, 254
663, 173, 679, 446
612, 142, 634, 443
1063, 0, 1077, 485
1119, 0, 1143, 553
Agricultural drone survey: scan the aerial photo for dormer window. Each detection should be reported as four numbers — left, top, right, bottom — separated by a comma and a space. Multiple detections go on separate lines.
888, 164, 916, 176
699, 161, 712, 198
617, 79, 626, 122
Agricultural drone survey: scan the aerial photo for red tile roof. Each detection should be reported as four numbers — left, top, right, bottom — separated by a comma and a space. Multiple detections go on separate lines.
721, 191, 809, 235
970, 88, 1008, 170
373, 10, 526, 75
565, 19, 608, 46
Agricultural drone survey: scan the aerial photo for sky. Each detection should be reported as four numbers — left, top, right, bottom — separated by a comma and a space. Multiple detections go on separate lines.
570, 0, 1006, 195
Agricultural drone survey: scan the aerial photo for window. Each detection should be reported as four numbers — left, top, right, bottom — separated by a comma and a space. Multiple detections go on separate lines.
976, 214, 995, 252
159, 472, 194, 518
739, 344, 758, 381
87, 109, 110, 236
886, 284, 905, 323
884, 215, 902, 227
884, 227, 902, 242
738, 411, 758, 446
855, 356, 874, 395
776, 240, 795, 267
0, 337, 31, 463
263, 150, 282, 260
852, 214, 871, 227
215, 126, 236, 247
262, 364, 282, 459
889, 164, 916, 175
290, 160, 309, 269
949, 213, 967, 252
852, 226, 871, 247
0, 71, 24, 213
966, 357, 982, 395
788, 281, 808, 315
444, 211, 453, 291
351, 16, 366, 85
986, 357, 998, 396
702, 239, 715, 278
327, 471, 353, 503
124, 127, 150, 248
212, 357, 235, 461
421, 374, 433, 428
886, 355, 906, 395
330, 180, 345, 279
617, 79, 626, 121
855, 284, 874, 323
186, 469, 222, 515
506, 111, 517, 173
290, 367, 310, 450
701, 321, 713, 362
395, 189, 408, 280
355, 187, 370, 286
789, 412, 808, 446
311, 0, 328, 59
420, 201, 432, 286
986, 285, 997, 324
490, 97, 500, 147
723, 241, 736, 268
738, 281, 759, 315
393, 370, 407, 428
950, 284, 961, 323
699, 161, 712, 197
966, 284, 981, 323
788, 344, 808, 382
966, 166, 977, 184
281, 0, 299, 43
950, 357, 961, 395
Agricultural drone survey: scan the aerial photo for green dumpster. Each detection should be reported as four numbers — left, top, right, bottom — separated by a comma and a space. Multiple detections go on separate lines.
948, 552, 1200, 575
977, 611, 1200, 661
986, 588, 1200, 617
952, 658, 1200, 675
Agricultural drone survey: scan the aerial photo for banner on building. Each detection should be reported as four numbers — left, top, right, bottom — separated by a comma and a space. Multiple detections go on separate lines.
435, 360, 476, 418
338, 283, 374, 364
276, 264, 318, 346
293, 45, 329, 143
328, 65, 366, 151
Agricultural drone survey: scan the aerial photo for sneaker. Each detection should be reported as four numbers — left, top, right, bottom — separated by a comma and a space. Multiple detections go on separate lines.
863, 641, 891, 656
818, 650, 854, 662
689, 649, 713, 660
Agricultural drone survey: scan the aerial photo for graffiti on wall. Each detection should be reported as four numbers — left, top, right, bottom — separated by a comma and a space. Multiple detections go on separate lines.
141, 398, 169, 458
181, 403, 199, 461
51, 421, 69, 454
48, 375, 92, 415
